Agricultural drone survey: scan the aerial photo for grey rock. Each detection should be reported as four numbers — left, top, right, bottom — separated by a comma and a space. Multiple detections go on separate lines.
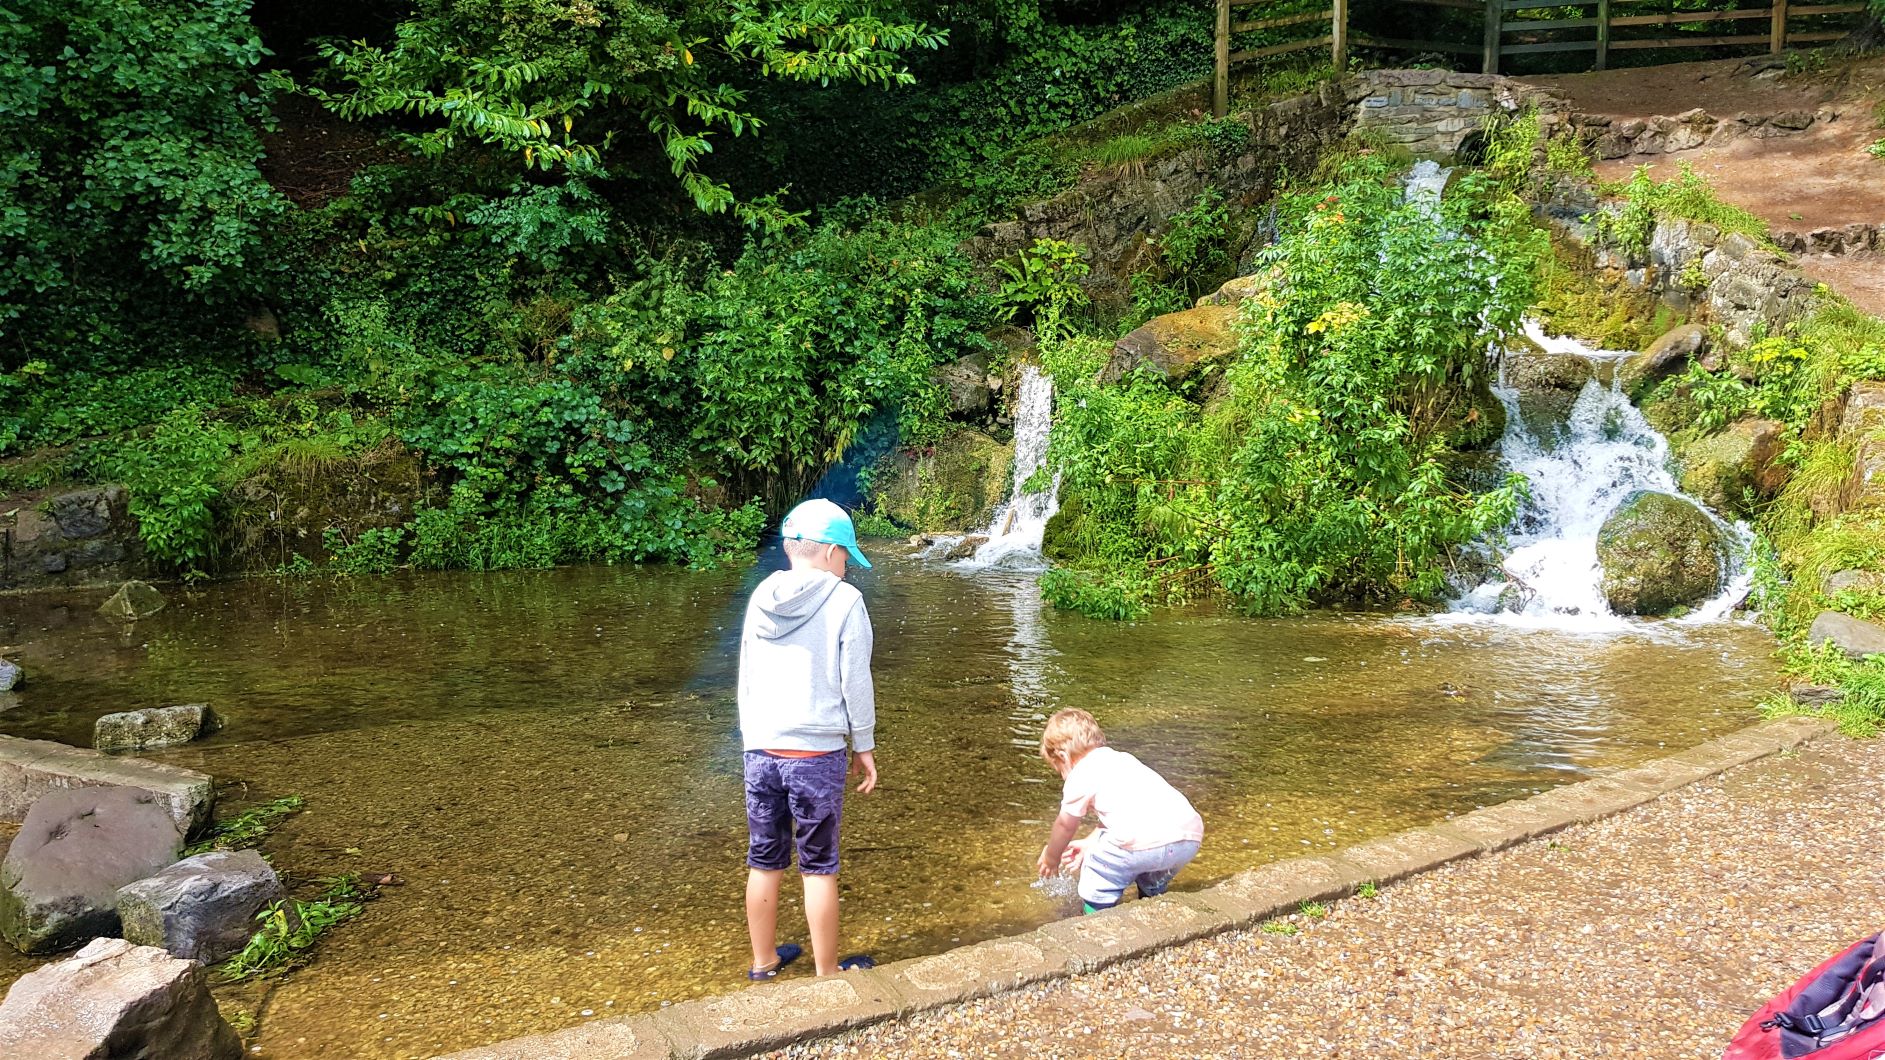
98, 581, 165, 621
1676, 417, 1788, 515
943, 535, 989, 561
1623, 323, 1707, 393
93, 704, 217, 754
1824, 569, 1885, 597
934, 353, 993, 419
117, 850, 282, 964
47, 489, 117, 540
0, 736, 214, 836
1787, 681, 1846, 709
1596, 491, 1729, 616
0, 660, 18, 693
1809, 611, 1885, 660
0, 937, 241, 1059
0, 786, 184, 954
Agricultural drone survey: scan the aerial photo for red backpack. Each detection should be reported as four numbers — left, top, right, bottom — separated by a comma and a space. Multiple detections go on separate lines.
1726, 933, 1885, 1060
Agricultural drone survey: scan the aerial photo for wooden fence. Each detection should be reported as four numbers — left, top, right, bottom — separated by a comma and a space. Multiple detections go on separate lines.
1213, 0, 1348, 117
1213, 0, 1865, 116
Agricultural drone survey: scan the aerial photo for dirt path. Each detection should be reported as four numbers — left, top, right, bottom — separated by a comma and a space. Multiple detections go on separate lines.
1531, 57, 1845, 121
1530, 57, 1885, 316
776, 734, 1885, 1059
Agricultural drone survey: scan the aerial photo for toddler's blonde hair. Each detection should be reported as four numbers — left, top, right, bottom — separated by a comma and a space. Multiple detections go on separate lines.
1040, 708, 1107, 766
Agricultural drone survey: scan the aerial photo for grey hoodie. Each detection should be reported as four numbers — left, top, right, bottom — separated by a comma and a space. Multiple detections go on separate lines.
737, 568, 876, 753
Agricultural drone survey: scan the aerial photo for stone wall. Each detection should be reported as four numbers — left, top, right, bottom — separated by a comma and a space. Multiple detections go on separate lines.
960, 81, 1354, 306
1571, 106, 1827, 159
0, 486, 145, 592
1543, 183, 1817, 347
1772, 222, 1885, 257
1349, 70, 1571, 158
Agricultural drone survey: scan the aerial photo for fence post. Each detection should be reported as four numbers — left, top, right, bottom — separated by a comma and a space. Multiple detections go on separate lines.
1332, 0, 1349, 71
1482, 0, 1503, 74
1214, 0, 1230, 119
1595, 0, 1610, 69
1770, 0, 1789, 53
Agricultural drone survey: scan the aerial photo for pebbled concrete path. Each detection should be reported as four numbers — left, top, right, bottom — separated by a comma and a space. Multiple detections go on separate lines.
776, 730, 1884, 1059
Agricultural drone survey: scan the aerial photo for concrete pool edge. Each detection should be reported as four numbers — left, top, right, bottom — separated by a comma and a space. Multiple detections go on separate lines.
438, 714, 1836, 1060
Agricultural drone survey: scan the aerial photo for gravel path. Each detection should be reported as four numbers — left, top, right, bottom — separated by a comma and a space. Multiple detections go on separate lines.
777, 735, 1885, 1059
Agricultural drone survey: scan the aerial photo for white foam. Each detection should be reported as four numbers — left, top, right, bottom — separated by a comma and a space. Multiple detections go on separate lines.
1447, 324, 1751, 631
932, 365, 1061, 571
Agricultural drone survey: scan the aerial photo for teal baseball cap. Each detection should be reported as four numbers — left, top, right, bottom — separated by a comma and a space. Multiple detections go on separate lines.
781, 498, 872, 569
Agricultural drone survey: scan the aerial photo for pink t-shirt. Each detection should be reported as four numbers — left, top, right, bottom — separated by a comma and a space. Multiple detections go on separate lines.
1059, 746, 1205, 851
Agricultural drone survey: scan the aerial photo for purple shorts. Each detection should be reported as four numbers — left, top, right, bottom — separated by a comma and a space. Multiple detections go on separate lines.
744, 750, 847, 875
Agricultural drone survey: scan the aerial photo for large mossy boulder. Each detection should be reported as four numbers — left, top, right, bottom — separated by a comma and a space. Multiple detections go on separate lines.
870, 428, 1014, 534
1596, 490, 1729, 616
1676, 417, 1788, 516
1099, 304, 1240, 385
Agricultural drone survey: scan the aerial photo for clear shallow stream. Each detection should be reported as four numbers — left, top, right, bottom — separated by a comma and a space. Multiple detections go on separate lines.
0, 552, 1777, 1057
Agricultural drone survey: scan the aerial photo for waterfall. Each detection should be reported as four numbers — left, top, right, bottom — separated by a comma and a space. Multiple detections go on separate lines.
1403, 159, 1452, 219
1448, 321, 1753, 630
950, 365, 1060, 570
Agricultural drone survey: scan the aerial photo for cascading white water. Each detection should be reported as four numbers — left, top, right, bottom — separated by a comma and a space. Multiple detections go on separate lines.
1449, 321, 1753, 630
952, 365, 1061, 570
1403, 159, 1452, 219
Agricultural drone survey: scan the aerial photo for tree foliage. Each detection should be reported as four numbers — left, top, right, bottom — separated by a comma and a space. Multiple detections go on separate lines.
0, 0, 287, 355
310, 0, 946, 223
1041, 155, 1544, 616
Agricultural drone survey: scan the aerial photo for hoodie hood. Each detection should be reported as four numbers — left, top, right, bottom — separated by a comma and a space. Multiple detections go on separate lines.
748, 568, 846, 640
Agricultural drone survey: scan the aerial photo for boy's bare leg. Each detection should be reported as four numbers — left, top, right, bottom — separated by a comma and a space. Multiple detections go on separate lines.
803, 873, 841, 975
746, 867, 786, 970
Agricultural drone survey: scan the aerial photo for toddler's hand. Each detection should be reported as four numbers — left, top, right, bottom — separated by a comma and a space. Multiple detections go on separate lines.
1036, 846, 1056, 879
1061, 837, 1091, 874
850, 750, 878, 794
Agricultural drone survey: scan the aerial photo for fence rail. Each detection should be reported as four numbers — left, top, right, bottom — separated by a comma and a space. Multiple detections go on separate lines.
1212, 0, 1864, 116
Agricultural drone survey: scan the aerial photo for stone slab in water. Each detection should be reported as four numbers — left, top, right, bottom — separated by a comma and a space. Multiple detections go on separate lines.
1, 786, 183, 954
0, 937, 241, 1059
1434, 796, 1582, 854
1190, 856, 1363, 924
0, 660, 18, 693
98, 579, 165, 620
1809, 610, 1885, 659
94, 703, 217, 754
1521, 775, 1661, 827
0, 736, 213, 835
651, 969, 903, 1057
1333, 827, 1480, 886
1035, 893, 1236, 973
440, 1017, 671, 1060
117, 850, 282, 964
880, 932, 1078, 1010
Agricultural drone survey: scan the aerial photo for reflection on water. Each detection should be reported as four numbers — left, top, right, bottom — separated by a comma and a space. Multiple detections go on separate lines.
0, 550, 1777, 1058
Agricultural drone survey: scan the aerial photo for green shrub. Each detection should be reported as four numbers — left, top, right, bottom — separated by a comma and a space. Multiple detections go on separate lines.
221, 876, 365, 982
91, 409, 238, 576
1039, 152, 1541, 617
1597, 163, 1769, 258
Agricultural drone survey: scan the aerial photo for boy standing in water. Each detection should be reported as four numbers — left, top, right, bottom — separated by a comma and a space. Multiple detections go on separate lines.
737, 498, 879, 979
1036, 708, 1203, 914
